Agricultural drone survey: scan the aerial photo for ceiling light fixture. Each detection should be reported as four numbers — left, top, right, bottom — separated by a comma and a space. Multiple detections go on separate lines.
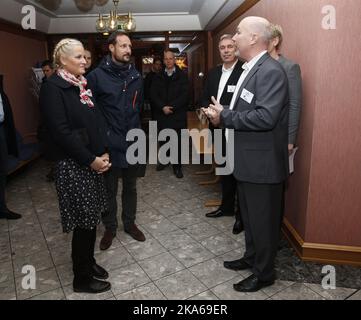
96, 0, 136, 33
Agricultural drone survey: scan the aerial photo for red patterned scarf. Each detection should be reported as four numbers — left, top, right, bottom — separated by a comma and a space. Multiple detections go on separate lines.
57, 68, 94, 108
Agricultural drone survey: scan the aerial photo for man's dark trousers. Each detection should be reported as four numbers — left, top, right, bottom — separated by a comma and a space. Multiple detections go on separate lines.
158, 128, 182, 169
102, 166, 138, 235
237, 181, 284, 282
220, 174, 237, 214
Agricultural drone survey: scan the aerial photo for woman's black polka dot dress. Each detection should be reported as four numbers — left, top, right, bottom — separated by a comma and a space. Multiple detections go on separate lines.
54, 158, 108, 233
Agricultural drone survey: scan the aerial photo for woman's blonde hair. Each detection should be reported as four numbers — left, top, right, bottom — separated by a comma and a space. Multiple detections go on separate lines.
53, 38, 83, 69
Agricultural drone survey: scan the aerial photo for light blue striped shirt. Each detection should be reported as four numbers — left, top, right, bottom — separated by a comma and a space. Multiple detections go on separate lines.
0, 93, 4, 123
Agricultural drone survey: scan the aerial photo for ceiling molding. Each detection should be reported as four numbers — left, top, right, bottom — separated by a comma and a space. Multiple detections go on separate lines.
1, 0, 258, 34
48, 14, 202, 33
197, 0, 228, 29
212, 0, 261, 36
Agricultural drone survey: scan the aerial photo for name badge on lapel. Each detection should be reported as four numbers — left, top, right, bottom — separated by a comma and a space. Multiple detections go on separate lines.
227, 85, 236, 93
240, 88, 254, 104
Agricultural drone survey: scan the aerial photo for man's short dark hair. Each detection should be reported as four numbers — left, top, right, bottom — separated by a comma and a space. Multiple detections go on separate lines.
41, 60, 53, 69
107, 31, 130, 46
153, 57, 162, 64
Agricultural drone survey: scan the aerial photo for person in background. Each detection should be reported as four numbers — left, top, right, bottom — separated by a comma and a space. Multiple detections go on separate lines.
87, 31, 146, 249
41, 60, 55, 81
39, 38, 111, 294
202, 34, 244, 235
144, 57, 163, 120
0, 74, 22, 220
84, 49, 93, 76
151, 49, 189, 179
40, 60, 56, 181
268, 24, 303, 227
268, 24, 302, 155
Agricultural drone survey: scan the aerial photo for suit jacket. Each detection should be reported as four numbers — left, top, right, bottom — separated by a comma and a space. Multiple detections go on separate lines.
150, 66, 189, 129
0, 75, 18, 157
201, 60, 244, 108
144, 70, 157, 102
221, 53, 289, 184
278, 55, 302, 145
144, 70, 158, 120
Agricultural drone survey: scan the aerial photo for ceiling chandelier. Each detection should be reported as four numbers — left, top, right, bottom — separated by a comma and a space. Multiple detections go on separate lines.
96, 0, 136, 33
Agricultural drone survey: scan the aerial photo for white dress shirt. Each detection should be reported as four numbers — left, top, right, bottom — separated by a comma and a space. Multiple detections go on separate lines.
165, 67, 176, 77
0, 93, 4, 123
229, 50, 267, 111
225, 50, 267, 140
216, 60, 238, 101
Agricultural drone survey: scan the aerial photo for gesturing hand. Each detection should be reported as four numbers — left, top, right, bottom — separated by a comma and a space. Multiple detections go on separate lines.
202, 96, 223, 126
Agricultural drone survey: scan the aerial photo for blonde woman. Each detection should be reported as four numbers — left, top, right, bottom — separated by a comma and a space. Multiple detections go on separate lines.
39, 39, 111, 294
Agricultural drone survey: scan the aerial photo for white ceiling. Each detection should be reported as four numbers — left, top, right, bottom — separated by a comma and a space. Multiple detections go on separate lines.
0, 0, 246, 33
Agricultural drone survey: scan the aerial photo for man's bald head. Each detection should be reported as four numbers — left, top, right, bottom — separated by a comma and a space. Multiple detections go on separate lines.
232, 16, 271, 61
240, 16, 272, 45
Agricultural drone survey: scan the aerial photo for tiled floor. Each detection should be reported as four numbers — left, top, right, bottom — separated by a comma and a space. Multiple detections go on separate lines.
0, 159, 360, 300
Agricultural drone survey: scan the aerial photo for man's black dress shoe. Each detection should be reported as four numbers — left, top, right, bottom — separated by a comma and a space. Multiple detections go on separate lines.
205, 209, 234, 218
232, 220, 244, 234
156, 163, 168, 171
223, 258, 251, 271
73, 278, 111, 294
173, 167, 183, 179
92, 264, 109, 280
0, 210, 22, 220
233, 274, 275, 292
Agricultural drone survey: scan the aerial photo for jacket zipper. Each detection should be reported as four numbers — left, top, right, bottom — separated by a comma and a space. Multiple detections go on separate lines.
132, 90, 138, 110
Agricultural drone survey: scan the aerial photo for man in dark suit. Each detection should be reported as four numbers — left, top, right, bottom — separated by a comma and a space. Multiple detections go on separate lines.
39, 60, 56, 182
203, 16, 289, 292
41, 60, 55, 81
0, 74, 21, 220
201, 34, 243, 234
144, 57, 163, 120
151, 49, 189, 179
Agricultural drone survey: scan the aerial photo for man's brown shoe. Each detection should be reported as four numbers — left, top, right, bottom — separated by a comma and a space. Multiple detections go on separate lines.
125, 224, 146, 242
99, 230, 115, 251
